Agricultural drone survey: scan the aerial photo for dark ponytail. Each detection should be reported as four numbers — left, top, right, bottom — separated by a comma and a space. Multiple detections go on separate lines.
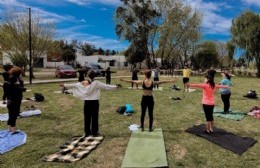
225, 73, 231, 80
206, 74, 215, 89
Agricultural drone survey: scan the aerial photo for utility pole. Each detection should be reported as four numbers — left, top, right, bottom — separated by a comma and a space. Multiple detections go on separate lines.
28, 7, 32, 84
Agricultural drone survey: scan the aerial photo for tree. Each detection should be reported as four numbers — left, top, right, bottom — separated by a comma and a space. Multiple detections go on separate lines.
79, 42, 95, 56
47, 40, 63, 62
105, 49, 110, 56
226, 40, 236, 71
195, 41, 219, 70
0, 10, 55, 76
125, 43, 146, 67
97, 47, 105, 55
114, 0, 160, 68
231, 10, 260, 77
156, 0, 201, 68
60, 41, 76, 64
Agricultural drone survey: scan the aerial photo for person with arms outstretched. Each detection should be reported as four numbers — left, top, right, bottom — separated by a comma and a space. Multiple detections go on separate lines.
187, 75, 229, 133
120, 70, 177, 131
61, 70, 121, 136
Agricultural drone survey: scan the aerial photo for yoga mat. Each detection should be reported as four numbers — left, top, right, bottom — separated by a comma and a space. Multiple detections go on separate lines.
127, 87, 163, 91
214, 107, 246, 121
122, 128, 168, 168
186, 124, 257, 155
43, 135, 104, 162
0, 130, 27, 154
0, 109, 41, 121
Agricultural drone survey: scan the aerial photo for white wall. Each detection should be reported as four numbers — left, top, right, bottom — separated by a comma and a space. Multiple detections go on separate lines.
76, 53, 128, 69
45, 62, 64, 68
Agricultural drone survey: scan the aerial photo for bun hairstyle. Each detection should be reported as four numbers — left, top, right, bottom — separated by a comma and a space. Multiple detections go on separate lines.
144, 70, 151, 79
8, 67, 23, 77
205, 74, 215, 89
87, 70, 96, 80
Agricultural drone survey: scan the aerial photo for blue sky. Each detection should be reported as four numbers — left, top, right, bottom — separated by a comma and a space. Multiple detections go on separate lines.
0, 0, 259, 51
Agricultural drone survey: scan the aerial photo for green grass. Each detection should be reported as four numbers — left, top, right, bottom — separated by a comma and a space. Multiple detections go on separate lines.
0, 75, 259, 168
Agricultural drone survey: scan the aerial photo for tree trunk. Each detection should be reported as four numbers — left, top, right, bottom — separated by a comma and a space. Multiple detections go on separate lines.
256, 55, 260, 78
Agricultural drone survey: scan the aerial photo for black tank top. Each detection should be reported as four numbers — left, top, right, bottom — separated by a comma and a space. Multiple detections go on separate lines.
142, 81, 153, 90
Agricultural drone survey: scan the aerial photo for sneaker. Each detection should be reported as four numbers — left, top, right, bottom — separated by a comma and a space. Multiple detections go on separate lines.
149, 129, 153, 132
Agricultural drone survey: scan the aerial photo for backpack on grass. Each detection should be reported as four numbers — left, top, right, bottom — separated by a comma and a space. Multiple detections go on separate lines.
244, 90, 257, 99
34, 93, 45, 102
116, 106, 126, 114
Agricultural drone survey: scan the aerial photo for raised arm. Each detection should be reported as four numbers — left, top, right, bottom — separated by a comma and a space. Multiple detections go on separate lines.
120, 78, 143, 85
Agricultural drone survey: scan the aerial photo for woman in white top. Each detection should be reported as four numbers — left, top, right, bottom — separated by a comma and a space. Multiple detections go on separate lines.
61, 70, 120, 136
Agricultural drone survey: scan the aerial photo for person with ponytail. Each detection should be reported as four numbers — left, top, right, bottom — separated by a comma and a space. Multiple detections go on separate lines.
187, 75, 229, 134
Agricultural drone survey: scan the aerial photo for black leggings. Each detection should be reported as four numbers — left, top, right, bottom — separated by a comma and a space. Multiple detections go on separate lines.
7, 101, 21, 127
84, 100, 99, 135
2, 83, 8, 101
203, 104, 214, 121
221, 93, 231, 113
106, 77, 111, 85
141, 96, 154, 129
154, 77, 159, 89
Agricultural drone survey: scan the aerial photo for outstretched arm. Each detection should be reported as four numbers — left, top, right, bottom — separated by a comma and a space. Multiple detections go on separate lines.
215, 84, 230, 89
156, 77, 177, 85
120, 78, 143, 85
186, 83, 205, 88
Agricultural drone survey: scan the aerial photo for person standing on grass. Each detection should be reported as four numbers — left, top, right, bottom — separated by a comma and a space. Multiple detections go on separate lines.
187, 75, 229, 134
6, 67, 26, 133
1, 64, 13, 104
77, 66, 86, 82
152, 67, 160, 89
60, 70, 121, 137
130, 66, 139, 89
120, 70, 177, 132
199, 67, 217, 79
105, 67, 115, 85
181, 64, 195, 92
219, 72, 232, 114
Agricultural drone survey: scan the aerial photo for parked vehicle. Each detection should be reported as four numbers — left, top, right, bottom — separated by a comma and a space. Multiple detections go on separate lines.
55, 65, 77, 78
84, 64, 105, 77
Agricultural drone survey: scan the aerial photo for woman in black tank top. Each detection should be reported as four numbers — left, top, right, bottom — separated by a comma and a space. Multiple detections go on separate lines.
120, 70, 177, 131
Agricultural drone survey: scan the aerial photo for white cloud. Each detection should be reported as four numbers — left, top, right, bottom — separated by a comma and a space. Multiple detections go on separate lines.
242, 0, 260, 7
57, 25, 126, 50
65, 0, 121, 6
0, 0, 83, 24
185, 0, 232, 35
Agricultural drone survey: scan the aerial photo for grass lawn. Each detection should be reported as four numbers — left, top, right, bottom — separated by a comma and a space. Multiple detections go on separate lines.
0, 74, 259, 168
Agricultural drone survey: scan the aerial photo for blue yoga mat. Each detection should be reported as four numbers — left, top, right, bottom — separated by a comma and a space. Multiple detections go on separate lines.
0, 130, 27, 154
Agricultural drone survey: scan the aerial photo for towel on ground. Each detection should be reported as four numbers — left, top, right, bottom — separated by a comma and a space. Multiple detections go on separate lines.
43, 135, 104, 162
0, 130, 27, 154
213, 107, 246, 121
0, 109, 41, 122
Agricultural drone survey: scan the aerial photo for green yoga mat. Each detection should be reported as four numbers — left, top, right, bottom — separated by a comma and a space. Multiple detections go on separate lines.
213, 107, 246, 121
122, 128, 168, 168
